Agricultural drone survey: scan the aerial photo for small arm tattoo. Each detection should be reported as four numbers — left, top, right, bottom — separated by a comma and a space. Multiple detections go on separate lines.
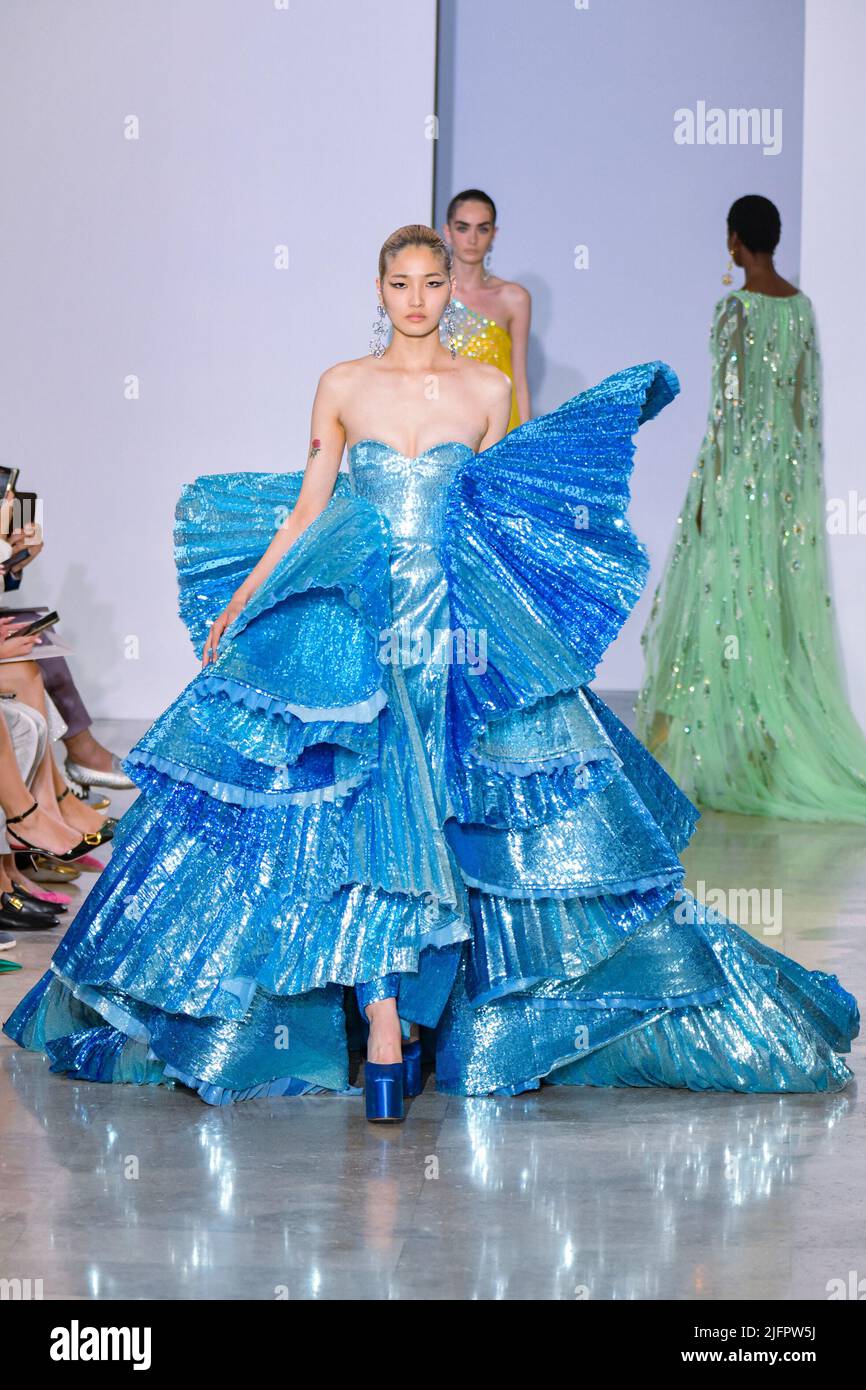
309, 437, 322, 460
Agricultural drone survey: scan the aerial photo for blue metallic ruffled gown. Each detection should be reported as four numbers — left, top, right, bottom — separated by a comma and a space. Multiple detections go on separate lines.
3, 363, 859, 1102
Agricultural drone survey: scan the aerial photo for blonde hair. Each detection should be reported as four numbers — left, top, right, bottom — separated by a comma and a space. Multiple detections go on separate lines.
378, 224, 452, 281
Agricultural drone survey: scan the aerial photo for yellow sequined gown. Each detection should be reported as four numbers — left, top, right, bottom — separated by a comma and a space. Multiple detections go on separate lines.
441, 297, 522, 430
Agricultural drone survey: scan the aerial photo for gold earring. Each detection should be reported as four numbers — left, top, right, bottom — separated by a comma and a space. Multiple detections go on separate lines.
722, 254, 734, 286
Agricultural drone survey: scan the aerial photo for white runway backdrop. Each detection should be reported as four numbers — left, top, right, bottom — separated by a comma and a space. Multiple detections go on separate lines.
0, 0, 438, 717
435, 0, 807, 696
2, 0, 862, 723
801, 0, 866, 725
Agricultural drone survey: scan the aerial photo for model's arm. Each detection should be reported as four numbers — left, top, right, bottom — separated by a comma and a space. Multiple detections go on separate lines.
711, 295, 746, 479
202, 367, 346, 665
507, 284, 532, 423
696, 295, 746, 535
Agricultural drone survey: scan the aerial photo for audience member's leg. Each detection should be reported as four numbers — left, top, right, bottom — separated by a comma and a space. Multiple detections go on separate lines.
42, 655, 133, 786
41, 656, 90, 738
0, 698, 47, 786
0, 664, 108, 834
0, 704, 77, 900
0, 711, 80, 857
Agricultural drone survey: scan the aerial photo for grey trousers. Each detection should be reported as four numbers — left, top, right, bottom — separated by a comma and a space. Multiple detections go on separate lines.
41, 656, 91, 740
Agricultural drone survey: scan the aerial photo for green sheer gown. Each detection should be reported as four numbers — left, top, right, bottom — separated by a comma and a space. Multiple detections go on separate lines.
636, 288, 866, 821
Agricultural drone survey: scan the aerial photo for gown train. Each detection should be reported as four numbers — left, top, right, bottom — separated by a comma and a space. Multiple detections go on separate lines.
4, 361, 858, 1101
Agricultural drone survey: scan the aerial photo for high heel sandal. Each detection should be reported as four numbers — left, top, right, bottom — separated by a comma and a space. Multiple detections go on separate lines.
363, 1039, 423, 1120
359, 1002, 424, 1118
360, 1003, 406, 1123
364, 1059, 405, 1122
56, 787, 115, 845
5, 801, 108, 863
401, 1038, 423, 1098
13, 853, 80, 883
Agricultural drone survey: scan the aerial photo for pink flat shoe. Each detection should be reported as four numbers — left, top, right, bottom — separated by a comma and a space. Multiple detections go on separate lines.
11, 880, 71, 906
73, 853, 106, 872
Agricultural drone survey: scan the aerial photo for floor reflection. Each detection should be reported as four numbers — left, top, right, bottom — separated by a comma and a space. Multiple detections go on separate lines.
1, 1043, 857, 1300
0, 713, 863, 1300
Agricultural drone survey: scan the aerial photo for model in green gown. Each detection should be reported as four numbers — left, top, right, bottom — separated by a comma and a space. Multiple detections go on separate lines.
637, 201, 866, 822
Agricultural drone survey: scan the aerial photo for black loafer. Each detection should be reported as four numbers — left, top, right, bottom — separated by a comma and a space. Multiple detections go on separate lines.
10, 881, 68, 914
1, 890, 60, 920
0, 898, 61, 931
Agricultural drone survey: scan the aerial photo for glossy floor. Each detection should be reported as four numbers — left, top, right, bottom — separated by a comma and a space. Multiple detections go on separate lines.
1, 709, 863, 1301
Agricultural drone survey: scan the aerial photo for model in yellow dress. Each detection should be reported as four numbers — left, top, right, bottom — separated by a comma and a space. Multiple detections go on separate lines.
442, 297, 522, 431
440, 188, 531, 430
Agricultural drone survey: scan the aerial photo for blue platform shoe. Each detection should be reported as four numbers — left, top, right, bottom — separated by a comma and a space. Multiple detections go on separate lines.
401, 1038, 423, 1098
364, 1061, 405, 1123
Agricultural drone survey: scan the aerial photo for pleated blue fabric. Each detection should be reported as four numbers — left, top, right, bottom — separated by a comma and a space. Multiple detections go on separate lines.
4, 362, 859, 1102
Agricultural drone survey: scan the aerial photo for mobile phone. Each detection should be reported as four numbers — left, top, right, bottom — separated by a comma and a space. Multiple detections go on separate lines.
1, 548, 30, 574
16, 610, 59, 638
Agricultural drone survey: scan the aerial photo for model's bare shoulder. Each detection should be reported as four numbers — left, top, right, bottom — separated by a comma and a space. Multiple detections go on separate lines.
317, 356, 370, 387
461, 357, 512, 410
499, 279, 531, 309
481, 271, 526, 299
315, 356, 371, 409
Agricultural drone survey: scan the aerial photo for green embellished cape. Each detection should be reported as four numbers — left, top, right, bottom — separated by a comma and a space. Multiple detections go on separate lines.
637, 289, 866, 821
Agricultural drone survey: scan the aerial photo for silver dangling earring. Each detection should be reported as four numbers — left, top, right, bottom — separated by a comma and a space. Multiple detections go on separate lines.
369, 303, 388, 357
483, 249, 492, 279
442, 300, 458, 359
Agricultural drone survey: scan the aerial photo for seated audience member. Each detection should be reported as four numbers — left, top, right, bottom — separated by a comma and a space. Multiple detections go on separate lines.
0, 504, 134, 792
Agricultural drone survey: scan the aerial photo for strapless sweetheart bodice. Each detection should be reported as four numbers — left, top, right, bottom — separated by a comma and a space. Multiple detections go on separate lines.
347, 439, 473, 545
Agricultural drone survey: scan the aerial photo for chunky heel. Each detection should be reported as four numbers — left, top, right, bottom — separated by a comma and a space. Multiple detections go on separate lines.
402, 1038, 422, 1098
364, 1061, 404, 1122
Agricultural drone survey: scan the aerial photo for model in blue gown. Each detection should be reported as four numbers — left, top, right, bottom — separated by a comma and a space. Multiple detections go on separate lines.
3, 362, 859, 1102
